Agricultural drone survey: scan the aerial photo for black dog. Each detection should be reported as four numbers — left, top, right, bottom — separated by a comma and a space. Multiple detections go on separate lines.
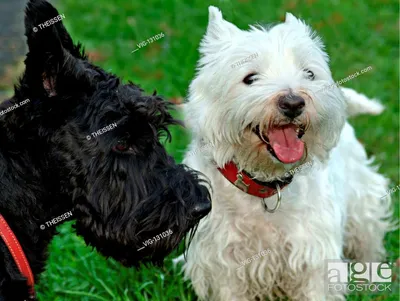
0, 0, 211, 300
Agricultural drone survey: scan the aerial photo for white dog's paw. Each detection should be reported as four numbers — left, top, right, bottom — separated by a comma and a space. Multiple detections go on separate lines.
341, 87, 385, 116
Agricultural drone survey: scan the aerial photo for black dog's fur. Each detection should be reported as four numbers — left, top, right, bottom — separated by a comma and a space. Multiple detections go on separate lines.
0, 1, 211, 299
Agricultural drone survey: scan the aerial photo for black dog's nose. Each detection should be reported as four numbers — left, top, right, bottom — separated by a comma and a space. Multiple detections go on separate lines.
191, 201, 211, 219
278, 94, 305, 119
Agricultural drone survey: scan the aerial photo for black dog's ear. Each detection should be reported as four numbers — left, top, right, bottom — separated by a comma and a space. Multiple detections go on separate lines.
24, 0, 87, 97
25, 0, 86, 58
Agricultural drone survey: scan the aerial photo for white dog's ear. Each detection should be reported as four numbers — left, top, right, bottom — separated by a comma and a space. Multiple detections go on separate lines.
208, 6, 223, 22
285, 12, 299, 24
203, 6, 240, 46
284, 12, 326, 52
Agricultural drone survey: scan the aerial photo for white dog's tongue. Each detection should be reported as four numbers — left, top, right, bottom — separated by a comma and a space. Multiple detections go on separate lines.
267, 124, 304, 163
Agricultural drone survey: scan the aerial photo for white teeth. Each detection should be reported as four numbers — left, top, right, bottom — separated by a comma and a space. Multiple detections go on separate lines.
295, 128, 300, 133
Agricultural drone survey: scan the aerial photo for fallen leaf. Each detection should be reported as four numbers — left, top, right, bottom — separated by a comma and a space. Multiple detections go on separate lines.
306, 0, 318, 5
169, 97, 183, 104
329, 12, 344, 25
284, 1, 298, 10
86, 50, 107, 63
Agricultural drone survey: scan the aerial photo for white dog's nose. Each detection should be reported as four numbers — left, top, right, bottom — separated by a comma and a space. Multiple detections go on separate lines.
278, 94, 305, 119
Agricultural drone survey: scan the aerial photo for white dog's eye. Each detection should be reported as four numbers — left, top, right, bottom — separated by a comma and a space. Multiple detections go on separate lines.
304, 69, 315, 80
243, 73, 257, 85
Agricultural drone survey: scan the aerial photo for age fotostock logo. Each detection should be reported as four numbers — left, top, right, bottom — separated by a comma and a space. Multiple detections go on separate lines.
325, 261, 398, 295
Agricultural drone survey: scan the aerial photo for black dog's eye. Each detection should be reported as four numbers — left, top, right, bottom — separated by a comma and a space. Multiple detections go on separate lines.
304, 69, 315, 80
243, 73, 257, 85
112, 140, 133, 153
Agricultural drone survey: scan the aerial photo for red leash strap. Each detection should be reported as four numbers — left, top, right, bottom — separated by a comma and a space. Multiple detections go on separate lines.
0, 214, 36, 298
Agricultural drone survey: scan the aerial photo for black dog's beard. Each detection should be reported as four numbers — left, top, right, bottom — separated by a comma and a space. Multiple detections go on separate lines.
73, 150, 210, 267
131, 165, 209, 266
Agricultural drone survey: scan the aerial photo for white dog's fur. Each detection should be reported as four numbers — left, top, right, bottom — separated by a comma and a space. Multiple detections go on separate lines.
178, 6, 395, 301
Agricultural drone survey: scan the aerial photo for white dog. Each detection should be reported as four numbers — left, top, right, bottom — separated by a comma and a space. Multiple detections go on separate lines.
180, 6, 394, 301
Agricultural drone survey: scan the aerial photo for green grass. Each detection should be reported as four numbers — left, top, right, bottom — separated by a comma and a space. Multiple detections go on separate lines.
35, 0, 399, 300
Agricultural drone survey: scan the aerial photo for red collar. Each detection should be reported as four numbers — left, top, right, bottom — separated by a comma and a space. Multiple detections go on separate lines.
217, 161, 291, 199
0, 214, 36, 299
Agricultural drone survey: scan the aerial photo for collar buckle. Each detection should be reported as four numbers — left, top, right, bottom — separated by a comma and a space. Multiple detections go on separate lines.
234, 173, 249, 193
